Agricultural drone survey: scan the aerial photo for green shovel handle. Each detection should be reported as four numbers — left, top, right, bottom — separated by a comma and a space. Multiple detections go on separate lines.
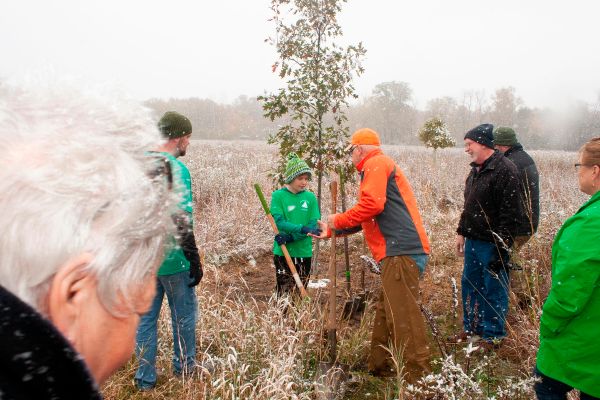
254, 183, 270, 215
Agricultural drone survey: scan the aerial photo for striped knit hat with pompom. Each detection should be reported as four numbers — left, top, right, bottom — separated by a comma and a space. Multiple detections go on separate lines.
284, 152, 312, 184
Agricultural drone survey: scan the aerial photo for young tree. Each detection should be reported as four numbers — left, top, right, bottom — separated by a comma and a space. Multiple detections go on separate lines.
426, 96, 465, 144
259, 0, 366, 204
418, 117, 456, 161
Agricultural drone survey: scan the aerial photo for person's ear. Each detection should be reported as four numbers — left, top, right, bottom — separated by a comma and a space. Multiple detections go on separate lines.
47, 252, 95, 344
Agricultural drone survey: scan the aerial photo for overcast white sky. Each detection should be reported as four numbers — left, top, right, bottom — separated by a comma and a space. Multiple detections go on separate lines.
1, 0, 599, 109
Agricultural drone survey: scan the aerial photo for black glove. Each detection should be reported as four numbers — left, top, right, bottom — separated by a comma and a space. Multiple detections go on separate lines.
275, 233, 294, 245
188, 260, 203, 288
173, 213, 203, 287
183, 232, 203, 287
300, 226, 321, 236
488, 248, 510, 273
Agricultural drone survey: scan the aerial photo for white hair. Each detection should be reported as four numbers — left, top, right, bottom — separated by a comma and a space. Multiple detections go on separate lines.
0, 80, 176, 316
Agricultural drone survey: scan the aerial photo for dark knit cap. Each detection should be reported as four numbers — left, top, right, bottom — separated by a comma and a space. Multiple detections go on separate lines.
158, 111, 192, 139
493, 127, 519, 146
284, 152, 312, 184
464, 124, 494, 149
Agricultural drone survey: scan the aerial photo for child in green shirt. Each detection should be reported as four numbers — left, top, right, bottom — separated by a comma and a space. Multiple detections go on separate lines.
270, 153, 321, 296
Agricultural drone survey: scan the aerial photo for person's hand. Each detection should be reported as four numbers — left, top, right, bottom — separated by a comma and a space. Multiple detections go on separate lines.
455, 235, 465, 257
300, 226, 321, 236
310, 220, 330, 239
188, 261, 203, 287
275, 233, 294, 245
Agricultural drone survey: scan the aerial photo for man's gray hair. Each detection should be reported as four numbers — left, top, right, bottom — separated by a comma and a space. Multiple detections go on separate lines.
0, 81, 176, 316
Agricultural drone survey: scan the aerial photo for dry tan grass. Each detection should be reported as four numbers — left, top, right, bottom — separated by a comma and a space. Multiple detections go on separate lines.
102, 141, 584, 399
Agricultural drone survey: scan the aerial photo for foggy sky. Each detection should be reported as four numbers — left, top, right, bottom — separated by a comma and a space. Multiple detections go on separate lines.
1, 0, 599, 109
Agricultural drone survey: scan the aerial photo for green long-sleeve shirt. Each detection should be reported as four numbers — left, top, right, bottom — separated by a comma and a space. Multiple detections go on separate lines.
270, 188, 320, 258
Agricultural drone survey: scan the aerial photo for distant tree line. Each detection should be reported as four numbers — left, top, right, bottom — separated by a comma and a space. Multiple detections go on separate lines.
145, 82, 600, 150
146, 95, 275, 141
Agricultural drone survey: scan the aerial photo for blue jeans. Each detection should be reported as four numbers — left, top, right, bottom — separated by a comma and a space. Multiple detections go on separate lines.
409, 254, 429, 277
461, 238, 509, 340
135, 271, 197, 389
534, 367, 599, 400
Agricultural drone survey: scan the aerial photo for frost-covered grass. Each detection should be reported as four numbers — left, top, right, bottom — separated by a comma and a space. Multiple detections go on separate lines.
102, 141, 584, 399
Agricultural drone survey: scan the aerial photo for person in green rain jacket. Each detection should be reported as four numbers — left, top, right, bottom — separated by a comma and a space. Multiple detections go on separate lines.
535, 137, 600, 399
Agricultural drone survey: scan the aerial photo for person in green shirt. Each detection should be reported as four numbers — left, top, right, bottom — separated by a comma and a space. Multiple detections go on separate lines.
534, 137, 600, 400
135, 111, 203, 391
270, 153, 321, 296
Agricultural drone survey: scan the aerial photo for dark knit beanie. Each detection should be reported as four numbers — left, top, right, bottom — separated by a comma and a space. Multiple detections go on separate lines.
493, 127, 518, 146
284, 153, 312, 184
464, 124, 494, 149
158, 111, 192, 139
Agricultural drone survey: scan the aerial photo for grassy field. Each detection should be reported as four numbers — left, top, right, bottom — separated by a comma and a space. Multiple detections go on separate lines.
102, 140, 585, 399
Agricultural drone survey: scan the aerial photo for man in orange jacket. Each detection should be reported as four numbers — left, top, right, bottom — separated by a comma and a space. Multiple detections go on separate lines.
319, 128, 431, 383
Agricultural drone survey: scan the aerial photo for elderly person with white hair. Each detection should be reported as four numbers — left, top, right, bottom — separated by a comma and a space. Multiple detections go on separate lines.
0, 82, 176, 399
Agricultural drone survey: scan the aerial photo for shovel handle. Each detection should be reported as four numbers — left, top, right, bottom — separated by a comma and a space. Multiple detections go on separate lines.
326, 180, 338, 362
254, 183, 271, 215
328, 180, 338, 331
339, 168, 351, 294
254, 183, 309, 298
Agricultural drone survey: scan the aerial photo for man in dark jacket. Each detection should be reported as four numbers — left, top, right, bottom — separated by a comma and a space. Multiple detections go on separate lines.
454, 124, 521, 348
494, 127, 539, 236
494, 127, 540, 308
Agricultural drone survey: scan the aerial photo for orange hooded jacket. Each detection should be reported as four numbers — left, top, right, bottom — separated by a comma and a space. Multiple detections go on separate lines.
334, 148, 430, 262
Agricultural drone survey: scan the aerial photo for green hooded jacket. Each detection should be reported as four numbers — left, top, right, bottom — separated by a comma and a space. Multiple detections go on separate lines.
536, 190, 600, 396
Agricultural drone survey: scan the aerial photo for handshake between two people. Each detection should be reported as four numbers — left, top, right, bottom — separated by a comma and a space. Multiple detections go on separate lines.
274, 227, 320, 245
274, 216, 337, 245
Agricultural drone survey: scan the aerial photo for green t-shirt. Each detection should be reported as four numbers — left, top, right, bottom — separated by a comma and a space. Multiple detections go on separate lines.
158, 152, 193, 276
270, 188, 320, 258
